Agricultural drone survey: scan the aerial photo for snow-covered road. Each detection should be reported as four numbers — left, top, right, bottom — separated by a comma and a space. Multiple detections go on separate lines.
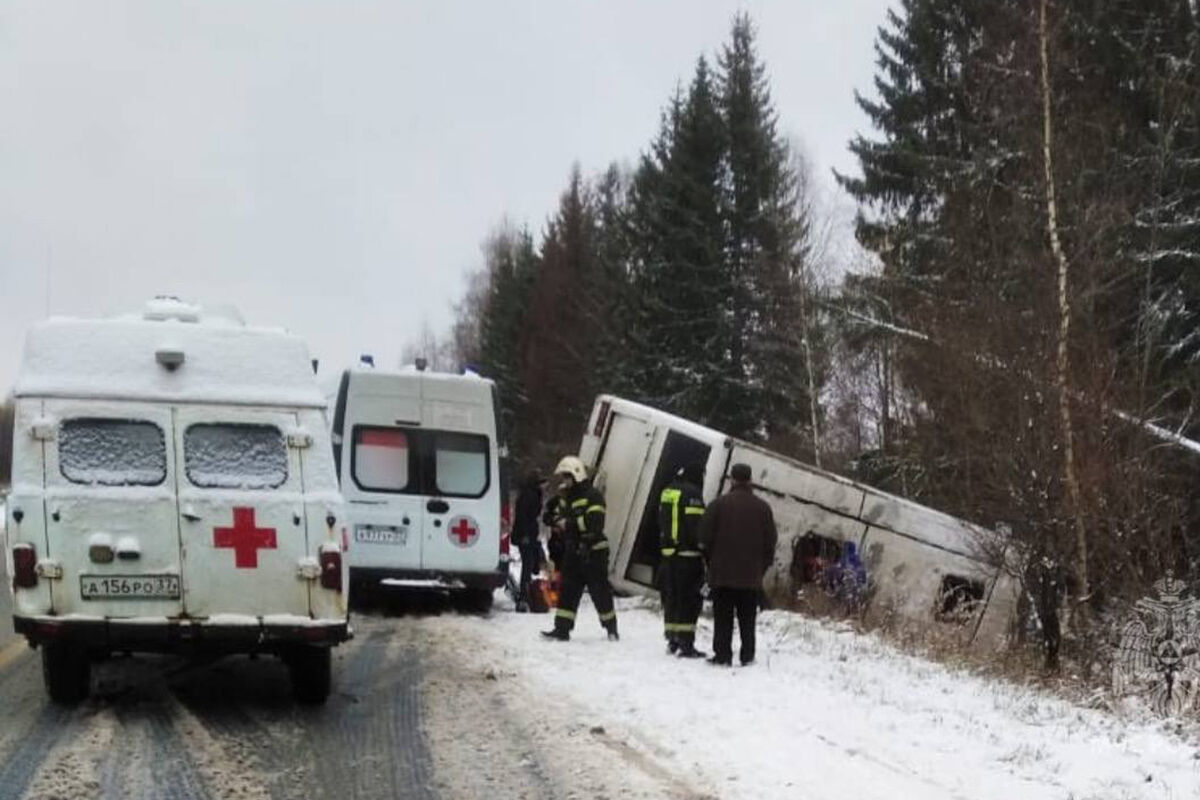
447, 594, 1200, 800
0, 590, 1196, 799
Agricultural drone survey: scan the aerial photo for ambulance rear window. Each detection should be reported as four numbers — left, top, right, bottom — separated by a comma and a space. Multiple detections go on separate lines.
352, 426, 416, 493
59, 418, 167, 486
184, 423, 288, 490
434, 432, 489, 497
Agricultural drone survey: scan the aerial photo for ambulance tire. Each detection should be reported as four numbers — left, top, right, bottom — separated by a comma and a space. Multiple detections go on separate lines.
289, 646, 332, 705
459, 588, 493, 614
42, 644, 91, 706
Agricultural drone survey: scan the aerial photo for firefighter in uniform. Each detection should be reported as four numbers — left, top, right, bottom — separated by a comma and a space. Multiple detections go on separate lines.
541, 456, 619, 642
658, 462, 707, 658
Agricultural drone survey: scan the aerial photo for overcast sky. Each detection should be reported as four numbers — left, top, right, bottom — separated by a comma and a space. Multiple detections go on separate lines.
0, 0, 891, 394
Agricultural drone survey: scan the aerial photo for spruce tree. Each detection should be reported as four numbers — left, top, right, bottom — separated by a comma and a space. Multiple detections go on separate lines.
718, 14, 813, 442
518, 166, 605, 461
629, 59, 730, 423
589, 163, 636, 399
477, 224, 538, 445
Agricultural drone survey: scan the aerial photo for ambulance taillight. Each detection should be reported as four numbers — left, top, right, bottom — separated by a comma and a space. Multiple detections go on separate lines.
12, 543, 37, 589
319, 549, 342, 593
499, 498, 511, 561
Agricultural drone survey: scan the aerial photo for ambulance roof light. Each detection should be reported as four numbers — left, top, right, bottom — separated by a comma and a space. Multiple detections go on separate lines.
156, 347, 185, 372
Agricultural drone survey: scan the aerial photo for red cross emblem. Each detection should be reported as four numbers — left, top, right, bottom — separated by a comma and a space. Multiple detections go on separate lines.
213, 507, 277, 568
448, 515, 479, 548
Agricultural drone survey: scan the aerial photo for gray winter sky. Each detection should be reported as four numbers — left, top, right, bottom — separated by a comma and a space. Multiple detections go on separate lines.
0, 0, 890, 394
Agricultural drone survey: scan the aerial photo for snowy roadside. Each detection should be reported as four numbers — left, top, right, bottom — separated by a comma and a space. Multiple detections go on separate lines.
440, 594, 1199, 800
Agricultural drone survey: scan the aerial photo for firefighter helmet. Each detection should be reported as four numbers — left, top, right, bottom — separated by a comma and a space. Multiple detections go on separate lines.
554, 455, 588, 483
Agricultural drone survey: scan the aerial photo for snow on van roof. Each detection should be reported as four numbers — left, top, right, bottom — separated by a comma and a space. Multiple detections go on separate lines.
347, 364, 494, 386
14, 302, 325, 408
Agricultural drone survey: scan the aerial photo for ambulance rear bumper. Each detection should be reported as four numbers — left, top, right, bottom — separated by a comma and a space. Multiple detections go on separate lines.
14, 614, 351, 653
351, 566, 504, 592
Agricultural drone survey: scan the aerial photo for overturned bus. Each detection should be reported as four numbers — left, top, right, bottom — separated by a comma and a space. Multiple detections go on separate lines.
577, 395, 1018, 649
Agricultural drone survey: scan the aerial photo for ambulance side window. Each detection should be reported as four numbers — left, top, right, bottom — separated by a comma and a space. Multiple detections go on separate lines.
433, 431, 489, 498
59, 418, 167, 487
184, 423, 288, 490
351, 426, 418, 494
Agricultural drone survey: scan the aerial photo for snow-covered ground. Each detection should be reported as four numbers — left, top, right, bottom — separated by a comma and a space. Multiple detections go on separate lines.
444, 593, 1200, 799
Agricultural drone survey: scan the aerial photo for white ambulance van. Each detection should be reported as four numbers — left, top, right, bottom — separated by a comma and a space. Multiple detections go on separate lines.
330, 364, 506, 610
3, 299, 349, 704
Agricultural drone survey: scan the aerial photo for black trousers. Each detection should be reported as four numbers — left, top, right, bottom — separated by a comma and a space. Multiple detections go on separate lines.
669, 556, 704, 646
516, 541, 543, 604
711, 587, 759, 664
657, 556, 677, 640
554, 546, 617, 633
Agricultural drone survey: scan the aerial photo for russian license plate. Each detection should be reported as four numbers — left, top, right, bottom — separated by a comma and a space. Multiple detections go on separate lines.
355, 524, 408, 545
80, 574, 181, 600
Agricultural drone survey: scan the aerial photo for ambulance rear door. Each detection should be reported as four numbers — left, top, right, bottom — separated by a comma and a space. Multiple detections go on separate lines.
174, 407, 311, 617
42, 400, 184, 619
417, 376, 499, 575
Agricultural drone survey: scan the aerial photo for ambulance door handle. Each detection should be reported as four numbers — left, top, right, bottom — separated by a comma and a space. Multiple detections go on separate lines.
182, 506, 202, 522
426, 499, 449, 514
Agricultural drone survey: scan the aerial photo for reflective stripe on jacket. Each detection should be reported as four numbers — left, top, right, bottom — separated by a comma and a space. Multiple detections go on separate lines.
658, 479, 705, 556
565, 484, 607, 550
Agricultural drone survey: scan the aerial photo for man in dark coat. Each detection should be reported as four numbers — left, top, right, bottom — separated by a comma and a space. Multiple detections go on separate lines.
698, 463, 778, 666
512, 471, 546, 612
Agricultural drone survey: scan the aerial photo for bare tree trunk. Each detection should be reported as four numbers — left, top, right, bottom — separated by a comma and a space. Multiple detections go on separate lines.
880, 342, 892, 454
798, 273, 823, 468
1039, 0, 1090, 604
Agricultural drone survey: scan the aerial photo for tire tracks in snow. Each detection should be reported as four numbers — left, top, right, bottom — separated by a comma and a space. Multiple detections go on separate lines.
173, 625, 437, 800
0, 652, 73, 800
19, 706, 117, 800
291, 624, 437, 800
408, 613, 713, 800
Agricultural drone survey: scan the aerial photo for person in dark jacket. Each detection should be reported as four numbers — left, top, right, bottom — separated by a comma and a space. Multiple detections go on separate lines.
698, 463, 778, 666
512, 470, 546, 612
541, 456, 618, 642
657, 462, 707, 658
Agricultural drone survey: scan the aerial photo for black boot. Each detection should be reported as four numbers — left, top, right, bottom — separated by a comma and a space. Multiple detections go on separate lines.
677, 643, 706, 659
666, 639, 679, 655
605, 624, 619, 642
541, 628, 569, 641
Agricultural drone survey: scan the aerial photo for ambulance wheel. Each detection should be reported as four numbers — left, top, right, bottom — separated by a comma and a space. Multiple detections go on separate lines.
289, 646, 331, 705
348, 578, 375, 611
460, 588, 493, 614
42, 644, 91, 706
